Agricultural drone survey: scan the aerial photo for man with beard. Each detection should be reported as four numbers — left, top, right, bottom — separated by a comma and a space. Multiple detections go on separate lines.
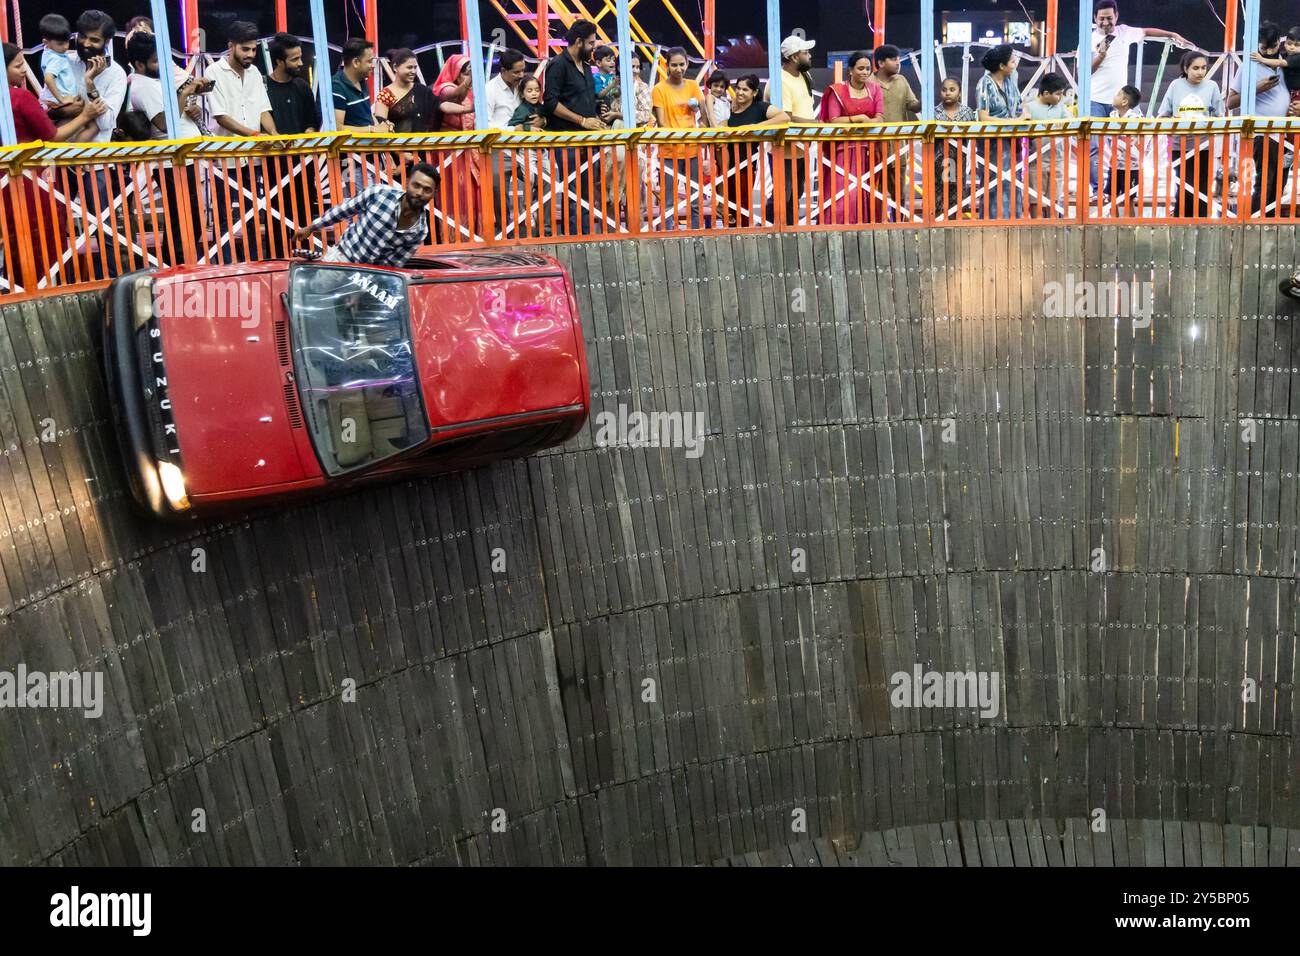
295, 164, 438, 267
266, 33, 320, 135
765, 35, 817, 224
64, 11, 128, 276
125, 32, 205, 264
543, 20, 605, 234
209, 21, 278, 261
264, 33, 323, 257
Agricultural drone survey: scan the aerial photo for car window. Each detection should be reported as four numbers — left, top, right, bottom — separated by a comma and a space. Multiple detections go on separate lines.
288, 265, 431, 476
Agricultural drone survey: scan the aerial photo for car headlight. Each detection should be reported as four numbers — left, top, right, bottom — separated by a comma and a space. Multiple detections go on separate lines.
156, 461, 190, 511
133, 276, 154, 330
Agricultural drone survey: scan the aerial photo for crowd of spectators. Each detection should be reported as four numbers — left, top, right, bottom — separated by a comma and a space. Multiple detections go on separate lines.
4, 1, 1300, 280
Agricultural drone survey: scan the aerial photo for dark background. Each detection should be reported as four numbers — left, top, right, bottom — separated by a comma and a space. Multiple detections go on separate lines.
6, 1, 1295, 64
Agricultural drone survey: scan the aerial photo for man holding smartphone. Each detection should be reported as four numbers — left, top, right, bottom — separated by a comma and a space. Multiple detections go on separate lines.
1088, 1, 1190, 193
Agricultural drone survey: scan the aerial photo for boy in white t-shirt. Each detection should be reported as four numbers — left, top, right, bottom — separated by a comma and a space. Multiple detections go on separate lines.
1102, 85, 1145, 208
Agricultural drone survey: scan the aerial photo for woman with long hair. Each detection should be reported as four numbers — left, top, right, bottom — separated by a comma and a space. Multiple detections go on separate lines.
431, 53, 480, 238
817, 49, 884, 223
1156, 50, 1224, 218
2, 43, 104, 287
374, 48, 436, 133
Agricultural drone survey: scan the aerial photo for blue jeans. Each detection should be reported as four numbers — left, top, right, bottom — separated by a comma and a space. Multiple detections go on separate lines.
1088, 99, 1110, 191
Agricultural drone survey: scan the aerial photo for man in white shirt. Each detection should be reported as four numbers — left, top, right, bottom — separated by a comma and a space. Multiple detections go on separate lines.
69, 10, 127, 143
125, 32, 205, 263
486, 48, 528, 237
208, 20, 276, 136
1088, 0, 1190, 190
486, 48, 527, 129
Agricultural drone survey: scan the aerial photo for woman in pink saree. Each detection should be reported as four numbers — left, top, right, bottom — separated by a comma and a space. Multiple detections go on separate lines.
433, 54, 480, 238
817, 50, 884, 224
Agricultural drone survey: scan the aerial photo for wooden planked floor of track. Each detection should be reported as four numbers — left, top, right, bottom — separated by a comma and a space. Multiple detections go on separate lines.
0, 224, 1295, 865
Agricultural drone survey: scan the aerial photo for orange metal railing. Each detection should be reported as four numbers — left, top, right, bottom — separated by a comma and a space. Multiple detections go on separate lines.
0, 117, 1293, 299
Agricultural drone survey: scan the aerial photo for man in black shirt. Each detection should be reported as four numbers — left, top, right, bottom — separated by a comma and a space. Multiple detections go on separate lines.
266, 32, 321, 134
265, 33, 324, 256
543, 20, 605, 233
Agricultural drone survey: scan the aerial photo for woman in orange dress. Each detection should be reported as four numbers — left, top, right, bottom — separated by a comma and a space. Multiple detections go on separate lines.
817, 50, 884, 224
432, 54, 480, 239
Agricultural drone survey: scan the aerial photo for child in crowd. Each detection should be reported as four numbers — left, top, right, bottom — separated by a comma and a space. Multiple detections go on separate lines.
593, 45, 617, 97
934, 79, 977, 217
1157, 51, 1224, 217
707, 71, 731, 125
39, 14, 79, 115
508, 75, 546, 130
508, 76, 549, 232
1104, 84, 1145, 207
936, 77, 977, 121
1022, 73, 1071, 214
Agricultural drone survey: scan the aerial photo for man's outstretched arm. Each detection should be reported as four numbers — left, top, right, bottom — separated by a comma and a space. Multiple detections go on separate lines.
296, 186, 380, 238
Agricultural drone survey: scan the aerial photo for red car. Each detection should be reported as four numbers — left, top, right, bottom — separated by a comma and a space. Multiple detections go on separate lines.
103, 252, 590, 517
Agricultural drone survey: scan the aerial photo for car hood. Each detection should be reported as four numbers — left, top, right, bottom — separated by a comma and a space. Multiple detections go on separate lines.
156, 272, 318, 496
409, 273, 586, 428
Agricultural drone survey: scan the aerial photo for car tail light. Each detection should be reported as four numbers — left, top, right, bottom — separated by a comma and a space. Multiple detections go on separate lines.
283, 382, 303, 429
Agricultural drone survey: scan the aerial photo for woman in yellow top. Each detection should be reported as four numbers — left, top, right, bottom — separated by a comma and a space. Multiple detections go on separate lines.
651, 47, 713, 229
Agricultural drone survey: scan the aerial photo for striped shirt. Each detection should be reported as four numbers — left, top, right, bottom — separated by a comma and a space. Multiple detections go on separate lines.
309, 186, 429, 267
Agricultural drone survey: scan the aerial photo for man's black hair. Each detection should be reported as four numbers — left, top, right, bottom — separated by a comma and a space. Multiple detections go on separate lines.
39, 13, 71, 42
1260, 21, 1281, 49
125, 31, 157, 68
873, 44, 900, 66
341, 37, 373, 66
76, 10, 116, 39
1095, 0, 1118, 14
565, 20, 597, 46
269, 32, 301, 66
409, 161, 439, 182
227, 21, 259, 46
498, 48, 525, 72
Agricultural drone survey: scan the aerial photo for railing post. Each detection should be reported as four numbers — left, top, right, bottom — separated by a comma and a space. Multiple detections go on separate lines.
772, 134, 787, 230
479, 143, 497, 244
1238, 118, 1254, 223
174, 146, 200, 264
1076, 119, 1090, 224
623, 132, 641, 235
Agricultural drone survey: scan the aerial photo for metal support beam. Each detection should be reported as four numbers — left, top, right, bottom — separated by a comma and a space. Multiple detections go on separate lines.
873, 0, 886, 48
149, 0, 183, 138
182, 0, 200, 59
766, 0, 781, 110
616, 0, 635, 128
1242, 0, 1261, 115
538, 0, 550, 57
364, 0, 379, 95
0, 0, 8, 44
704, 0, 714, 60
276, 0, 288, 34
465, 0, 490, 128
1076, 0, 1092, 111
920, 0, 935, 119
309, 0, 336, 132
1045, 0, 1058, 58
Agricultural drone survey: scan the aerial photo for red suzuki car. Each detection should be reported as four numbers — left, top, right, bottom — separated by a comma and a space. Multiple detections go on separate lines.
103, 252, 590, 517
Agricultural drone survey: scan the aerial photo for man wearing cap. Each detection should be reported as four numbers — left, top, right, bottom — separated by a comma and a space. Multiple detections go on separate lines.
765, 34, 817, 224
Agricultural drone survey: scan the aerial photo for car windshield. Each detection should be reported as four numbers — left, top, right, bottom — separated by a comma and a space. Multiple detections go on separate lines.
288, 265, 430, 476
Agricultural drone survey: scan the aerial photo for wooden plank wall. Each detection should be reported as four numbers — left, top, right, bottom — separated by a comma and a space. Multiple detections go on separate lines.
0, 224, 1295, 866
